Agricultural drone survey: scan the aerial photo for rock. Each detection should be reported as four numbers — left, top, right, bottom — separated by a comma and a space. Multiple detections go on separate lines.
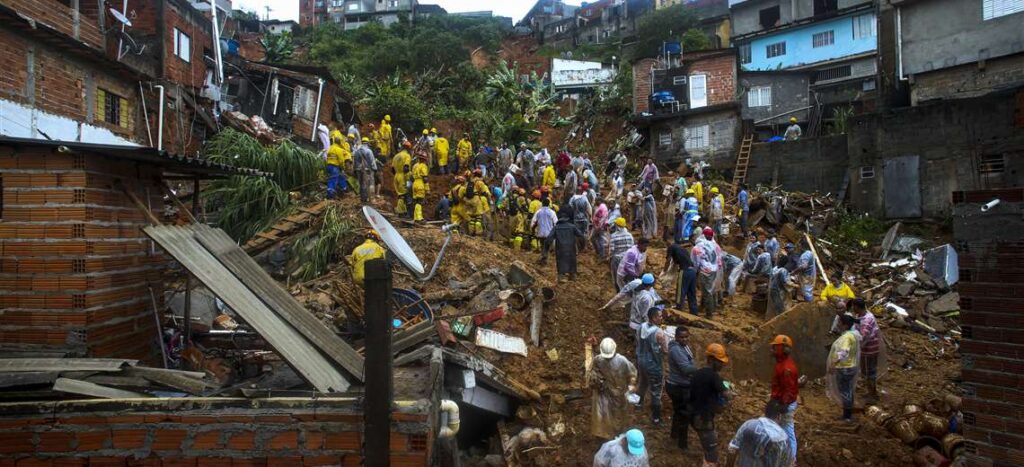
841, 448, 855, 460
926, 292, 960, 315
483, 454, 504, 467
927, 317, 948, 334
896, 282, 915, 296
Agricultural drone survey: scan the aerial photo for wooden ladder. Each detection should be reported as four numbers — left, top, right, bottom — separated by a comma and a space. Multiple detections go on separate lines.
731, 134, 754, 193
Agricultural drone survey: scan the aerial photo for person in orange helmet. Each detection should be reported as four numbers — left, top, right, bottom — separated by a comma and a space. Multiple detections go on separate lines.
769, 334, 799, 464
689, 343, 732, 466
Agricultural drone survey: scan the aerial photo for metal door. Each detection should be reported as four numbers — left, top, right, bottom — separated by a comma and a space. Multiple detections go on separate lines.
884, 155, 922, 218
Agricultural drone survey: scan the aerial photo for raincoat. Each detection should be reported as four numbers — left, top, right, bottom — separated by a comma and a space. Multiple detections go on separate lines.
589, 354, 637, 439
728, 417, 792, 467
349, 239, 385, 285
378, 120, 392, 156
542, 165, 557, 189
826, 328, 861, 406
456, 139, 473, 167
641, 193, 657, 240
391, 150, 412, 196
553, 218, 584, 275
680, 197, 699, 240
434, 137, 450, 168
767, 266, 790, 319
691, 181, 705, 212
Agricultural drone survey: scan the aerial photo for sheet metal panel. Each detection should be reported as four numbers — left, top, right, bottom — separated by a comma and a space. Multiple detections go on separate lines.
193, 226, 365, 381
144, 225, 349, 392
884, 155, 923, 218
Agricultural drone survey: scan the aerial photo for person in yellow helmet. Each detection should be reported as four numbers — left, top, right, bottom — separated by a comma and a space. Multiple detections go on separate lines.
449, 176, 468, 229
325, 132, 350, 198
349, 230, 386, 286
434, 131, 450, 174
411, 152, 430, 222
541, 163, 557, 191
691, 179, 704, 214
392, 141, 413, 217
456, 134, 473, 175
784, 116, 802, 141
709, 186, 725, 236
472, 169, 493, 239
379, 115, 393, 157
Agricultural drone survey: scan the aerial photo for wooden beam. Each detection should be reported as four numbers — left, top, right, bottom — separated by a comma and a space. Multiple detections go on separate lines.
53, 378, 148, 399
119, 183, 161, 225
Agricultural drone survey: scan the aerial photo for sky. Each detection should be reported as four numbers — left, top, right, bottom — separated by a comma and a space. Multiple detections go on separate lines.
232, 0, 579, 24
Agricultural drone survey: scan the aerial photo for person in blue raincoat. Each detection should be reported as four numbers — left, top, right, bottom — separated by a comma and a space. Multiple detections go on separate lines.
680, 189, 700, 241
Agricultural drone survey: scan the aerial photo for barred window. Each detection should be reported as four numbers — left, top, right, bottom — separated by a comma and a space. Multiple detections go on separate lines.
766, 42, 786, 58
95, 88, 131, 130
684, 125, 709, 150
812, 30, 834, 48
748, 86, 771, 107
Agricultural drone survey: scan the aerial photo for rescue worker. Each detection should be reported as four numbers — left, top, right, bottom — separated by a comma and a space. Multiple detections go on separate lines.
472, 169, 494, 239
640, 189, 657, 241
593, 429, 649, 466
449, 176, 468, 229
410, 152, 430, 222
794, 238, 817, 302
770, 335, 800, 465
627, 273, 661, 331
767, 255, 792, 319
820, 273, 856, 304
738, 183, 750, 236
349, 230, 386, 286
726, 400, 792, 467
391, 141, 413, 217
456, 134, 473, 175
709, 186, 725, 237
680, 189, 700, 241
692, 228, 723, 318
325, 131, 349, 199
553, 210, 585, 280
542, 163, 557, 191
607, 218, 635, 290
765, 229, 781, 262
509, 188, 528, 250
636, 307, 670, 425
589, 337, 638, 440
784, 116, 802, 141
690, 343, 731, 467
691, 179, 705, 214
569, 186, 593, 251
353, 137, 376, 204
667, 326, 697, 451
379, 115, 393, 157
828, 313, 861, 423
434, 131, 450, 174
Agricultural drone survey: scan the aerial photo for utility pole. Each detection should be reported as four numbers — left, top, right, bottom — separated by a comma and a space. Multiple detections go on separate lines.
264, 5, 272, 20
363, 258, 393, 466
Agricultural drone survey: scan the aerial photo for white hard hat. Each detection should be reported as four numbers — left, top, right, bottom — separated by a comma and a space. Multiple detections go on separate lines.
599, 337, 617, 359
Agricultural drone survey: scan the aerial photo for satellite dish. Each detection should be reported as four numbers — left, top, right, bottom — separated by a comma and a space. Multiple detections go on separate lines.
109, 8, 132, 27
362, 206, 426, 276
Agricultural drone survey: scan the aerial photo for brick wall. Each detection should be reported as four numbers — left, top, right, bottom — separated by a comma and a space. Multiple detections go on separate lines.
0, 146, 167, 360
237, 32, 267, 62
0, 0, 105, 51
953, 189, 1024, 467
163, 2, 213, 89
912, 54, 1024, 106
632, 58, 657, 114
688, 52, 736, 107
0, 399, 432, 465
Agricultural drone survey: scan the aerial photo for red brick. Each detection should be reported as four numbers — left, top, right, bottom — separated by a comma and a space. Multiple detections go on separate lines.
303, 432, 324, 450
75, 431, 110, 451
300, 457, 340, 467
0, 432, 34, 454
16, 459, 53, 467
313, 414, 361, 423
229, 460, 266, 467
86, 457, 127, 466
125, 459, 160, 467
195, 459, 231, 467
389, 433, 408, 452
265, 458, 300, 467
152, 429, 188, 451
225, 432, 255, 450
266, 432, 298, 450
52, 460, 86, 467
190, 432, 223, 450
106, 415, 146, 424
323, 432, 359, 450
388, 454, 427, 467
111, 429, 148, 449
254, 415, 292, 423
143, 415, 179, 423
159, 459, 196, 467
37, 431, 76, 452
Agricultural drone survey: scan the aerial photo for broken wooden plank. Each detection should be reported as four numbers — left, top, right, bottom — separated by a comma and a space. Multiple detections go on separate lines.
83, 375, 152, 388
123, 367, 212, 394
444, 347, 540, 400
256, 232, 280, 241
664, 309, 746, 341
0, 359, 136, 372
394, 345, 437, 366
52, 378, 148, 399
392, 320, 435, 355
0, 371, 59, 389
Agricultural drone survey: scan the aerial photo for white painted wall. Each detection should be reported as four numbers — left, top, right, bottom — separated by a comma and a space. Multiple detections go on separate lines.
0, 98, 139, 146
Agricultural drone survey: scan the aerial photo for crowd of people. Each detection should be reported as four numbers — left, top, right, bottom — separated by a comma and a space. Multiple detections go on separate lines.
324, 118, 885, 466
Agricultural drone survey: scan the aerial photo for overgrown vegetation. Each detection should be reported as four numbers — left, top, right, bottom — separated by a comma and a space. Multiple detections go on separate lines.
824, 208, 889, 260
291, 204, 353, 281
203, 129, 321, 241
261, 31, 295, 63
627, 4, 712, 61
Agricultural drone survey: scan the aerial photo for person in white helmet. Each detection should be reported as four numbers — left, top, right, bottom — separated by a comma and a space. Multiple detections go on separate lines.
589, 337, 637, 440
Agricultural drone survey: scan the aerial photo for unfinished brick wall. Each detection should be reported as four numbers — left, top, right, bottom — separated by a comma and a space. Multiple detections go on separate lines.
0, 399, 432, 466
911, 54, 1024, 106
632, 58, 657, 114
0, 0, 105, 51
953, 188, 1024, 467
0, 146, 166, 359
687, 52, 737, 107
163, 1, 213, 89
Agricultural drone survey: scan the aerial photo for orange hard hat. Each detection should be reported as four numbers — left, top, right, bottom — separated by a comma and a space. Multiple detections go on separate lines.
402, 141, 413, 149
532, 190, 541, 199
706, 343, 729, 364
770, 335, 793, 347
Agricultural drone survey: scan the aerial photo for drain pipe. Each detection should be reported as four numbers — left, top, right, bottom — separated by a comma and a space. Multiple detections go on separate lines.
438, 399, 460, 438
310, 78, 325, 142
154, 85, 165, 151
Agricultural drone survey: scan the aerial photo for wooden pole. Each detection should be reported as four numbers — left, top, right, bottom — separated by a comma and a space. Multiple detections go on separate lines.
363, 258, 393, 467
804, 233, 831, 287
183, 178, 201, 355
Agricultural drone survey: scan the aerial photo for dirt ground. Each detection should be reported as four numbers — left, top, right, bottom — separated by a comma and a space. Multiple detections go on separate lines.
362, 206, 961, 466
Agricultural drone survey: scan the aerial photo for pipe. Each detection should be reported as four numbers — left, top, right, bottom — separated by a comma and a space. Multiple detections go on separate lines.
154, 85, 165, 151
310, 78, 325, 142
896, 7, 905, 81
981, 199, 1000, 212
412, 224, 456, 282
139, 81, 152, 146
210, 1, 224, 86
438, 399, 460, 438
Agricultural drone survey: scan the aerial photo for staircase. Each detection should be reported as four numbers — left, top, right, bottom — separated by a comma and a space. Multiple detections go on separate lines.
731, 134, 754, 193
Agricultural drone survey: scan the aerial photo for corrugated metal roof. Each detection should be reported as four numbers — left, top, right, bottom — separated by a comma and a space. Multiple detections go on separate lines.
144, 225, 350, 393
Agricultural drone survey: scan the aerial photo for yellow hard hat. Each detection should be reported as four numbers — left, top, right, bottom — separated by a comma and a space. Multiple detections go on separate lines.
770, 335, 793, 347
685, 189, 694, 195
706, 343, 729, 364
384, 115, 391, 122
711, 187, 719, 194
368, 230, 380, 240
361, 136, 370, 142
614, 217, 627, 228
422, 129, 429, 135
431, 127, 437, 133
790, 117, 798, 123
347, 133, 355, 139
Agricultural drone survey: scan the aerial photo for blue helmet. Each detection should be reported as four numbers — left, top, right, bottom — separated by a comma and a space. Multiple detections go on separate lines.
641, 273, 655, 285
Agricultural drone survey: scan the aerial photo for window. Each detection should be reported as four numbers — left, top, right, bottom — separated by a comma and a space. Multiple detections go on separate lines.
95, 88, 131, 129
748, 86, 771, 107
983, 0, 1024, 20
672, 75, 687, 86
173, 28, 190, 63
688, 74, 707, 108
346, 2, 359, 11
860, 166, 875, 180
852, 13, 876, 39
863, 78, 877, 91
766, 42, 786, 58
684, 125, 709, 150
658, 131, 672, 148
812, 30, 835, 48
739, 44, 751, 65
978, 154, 1006, 174
759, 6, 780, 29
815, 65, 852, 82
813, 0, 837, 15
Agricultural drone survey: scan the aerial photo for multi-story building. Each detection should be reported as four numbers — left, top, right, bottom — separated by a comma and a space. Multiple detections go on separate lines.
263, 19, 299, 34
299, 0, 328, 27
518, 0, 579, 39
730, 0, 880, 121
323, 0, 418, 30
887, 0, 1024, 106
684, 0, 732, 48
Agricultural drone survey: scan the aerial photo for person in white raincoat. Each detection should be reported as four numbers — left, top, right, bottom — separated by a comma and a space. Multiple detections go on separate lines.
589, 338, 638, 439
827, 313, 862, 422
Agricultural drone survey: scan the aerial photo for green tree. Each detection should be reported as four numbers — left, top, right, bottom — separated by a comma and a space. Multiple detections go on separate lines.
627, 4, 703, 61
260, 31, 295, 63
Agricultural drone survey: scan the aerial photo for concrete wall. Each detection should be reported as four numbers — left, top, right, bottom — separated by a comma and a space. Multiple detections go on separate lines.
649, 107, 739, 166
739, 71, 811, 124
739, 11, 877, 71
951, 188, 1024, 467
731, 0, 792, 37
897, 0, 1024, 76
910, 53, 1024, 105
744, 134, 849, 192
